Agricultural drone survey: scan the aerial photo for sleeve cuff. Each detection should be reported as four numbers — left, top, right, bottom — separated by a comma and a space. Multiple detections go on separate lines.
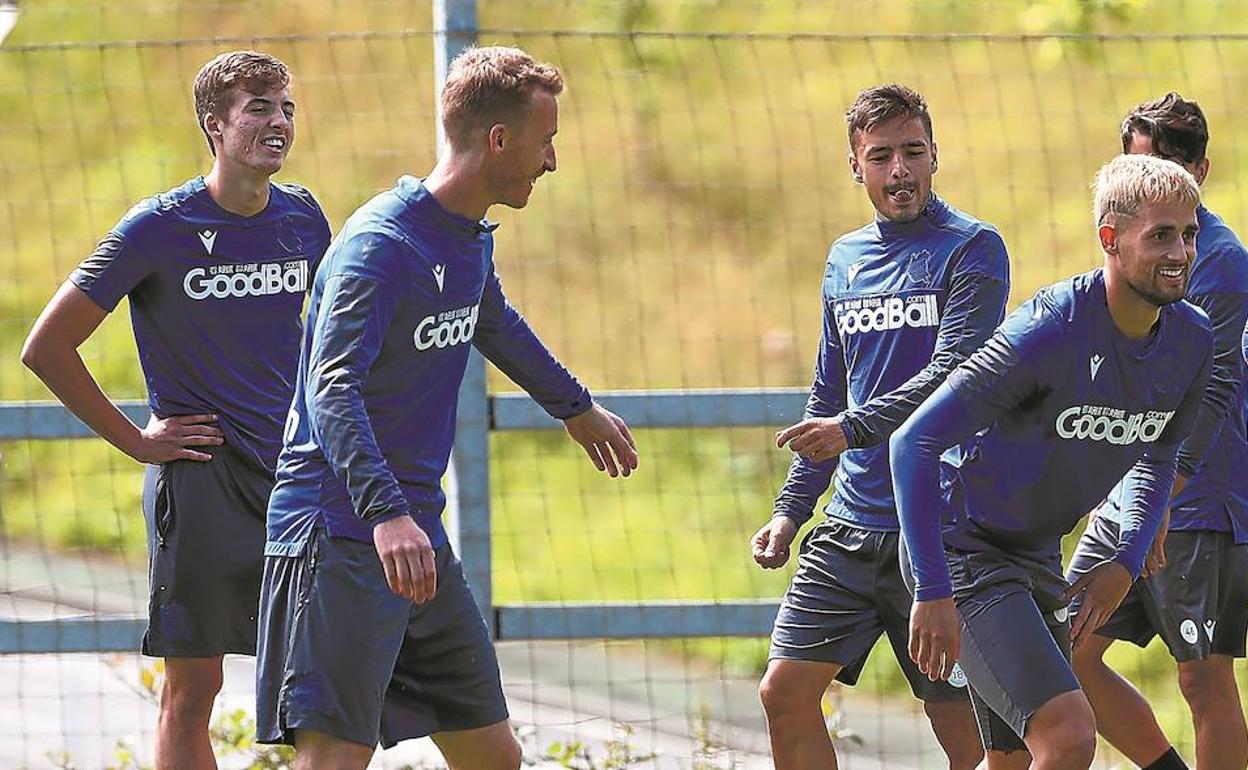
1111, 550, 1144, 580
548, 387, 594, 420
772, 507, 813, 526
837, 414, 862, 449
363, 505, 412, 526
914, 582, 954, 602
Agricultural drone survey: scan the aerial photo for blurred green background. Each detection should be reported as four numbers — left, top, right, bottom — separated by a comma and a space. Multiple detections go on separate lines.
3, 0, 1247, 762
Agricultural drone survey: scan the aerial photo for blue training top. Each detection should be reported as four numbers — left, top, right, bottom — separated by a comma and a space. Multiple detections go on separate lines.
892, 269, 1213, 601
70, 176, 332, 474
265, 176, 592, 557
773, 194, 1010, 531
1100, 206, 1248, 542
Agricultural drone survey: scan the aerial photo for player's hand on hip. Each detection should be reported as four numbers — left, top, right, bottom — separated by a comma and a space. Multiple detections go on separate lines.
1063, 559, 1131, 648
776, 417, 848, 463
909, 598, 961, 681
373, 515, 437, 603
751, 516, 798, 569
563, 404, 638, 478
134, 413, 224, 463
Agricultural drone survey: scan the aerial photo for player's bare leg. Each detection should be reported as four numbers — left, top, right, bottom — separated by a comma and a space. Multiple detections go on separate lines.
293, 728, 373, 770
1072, 632, 1175, 765
924, 699, 984, 770
759, 658, 842, 770
432, 720, 523, 770
1021, 689, 1097, 770
1178, 655, 1247, 770
156, 656, 224, 770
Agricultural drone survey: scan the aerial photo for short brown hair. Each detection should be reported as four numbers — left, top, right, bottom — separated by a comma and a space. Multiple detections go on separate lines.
1120, 92, 1209, 165
440, 46, 563, 148
845, 84, 933, 151
193, 51, 291, 155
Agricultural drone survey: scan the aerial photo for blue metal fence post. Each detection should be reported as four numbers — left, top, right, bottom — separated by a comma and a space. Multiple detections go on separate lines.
434, 0, 493, 635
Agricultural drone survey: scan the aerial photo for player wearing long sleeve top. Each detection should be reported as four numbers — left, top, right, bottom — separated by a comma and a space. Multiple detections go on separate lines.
755, 85, 1000, 770
1067, 93, 1248, 770
891, 154, 1211, 769
256, 47, 637, 769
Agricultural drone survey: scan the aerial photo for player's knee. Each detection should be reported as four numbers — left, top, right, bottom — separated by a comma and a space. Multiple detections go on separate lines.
758, 664, 818, 721
1177, 660, 1235, 713
1029, 693, 1096, 767
160, 662, 223, 720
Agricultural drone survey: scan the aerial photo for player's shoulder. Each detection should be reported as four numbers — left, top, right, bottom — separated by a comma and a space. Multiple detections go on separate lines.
271, 181, 327, 218
1001, 271, 1089, 343
934, 198, 1008, 253
109, 177, 204, 240
1193, 206, 1248, 291
826, 221, 876, 263
1165, 297, 1214, 338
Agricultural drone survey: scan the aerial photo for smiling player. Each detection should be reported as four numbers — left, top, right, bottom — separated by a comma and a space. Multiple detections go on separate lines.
22, 51, 330, 770
255, 46, 638, 769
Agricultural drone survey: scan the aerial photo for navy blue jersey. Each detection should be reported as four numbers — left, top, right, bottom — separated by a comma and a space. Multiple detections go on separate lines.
265, 177, 591, 557
70, 177, 331, 474
1100, 206, 1248, 542
892, 270, 1212, 601
773, 195, 1010, 530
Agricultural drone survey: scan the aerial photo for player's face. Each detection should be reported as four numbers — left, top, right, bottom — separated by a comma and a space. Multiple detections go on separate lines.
490, 88, 558, 209
210, 83, 295, 177
1106, 199, 1198, 307
849, 116, 936, 223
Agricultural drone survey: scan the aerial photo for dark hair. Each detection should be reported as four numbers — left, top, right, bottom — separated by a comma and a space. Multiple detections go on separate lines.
1120, 92, 1208, 165
441, 46, 564, 148
845, 84, 933, 150
193, 51, 291, 156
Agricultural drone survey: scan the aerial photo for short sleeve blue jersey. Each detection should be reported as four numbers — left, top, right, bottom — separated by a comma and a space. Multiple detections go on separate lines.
69, 177, 332, 473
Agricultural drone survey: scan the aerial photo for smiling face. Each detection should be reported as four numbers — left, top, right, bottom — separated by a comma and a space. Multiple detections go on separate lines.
1102, 198, 1199, 307
849, 115, 937, 223
205, 82, 295, 177
487, 87, 558, 209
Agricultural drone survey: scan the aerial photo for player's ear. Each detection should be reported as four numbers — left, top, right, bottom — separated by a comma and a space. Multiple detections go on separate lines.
848, 151, 864, 184
1194, 157, 1210, 185
487, 123, 508, 156
1098, 222, 1118, 255
930, 142, 938, 174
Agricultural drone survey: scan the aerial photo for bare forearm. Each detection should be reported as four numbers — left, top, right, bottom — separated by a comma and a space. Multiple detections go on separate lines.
23, 342, 142, 458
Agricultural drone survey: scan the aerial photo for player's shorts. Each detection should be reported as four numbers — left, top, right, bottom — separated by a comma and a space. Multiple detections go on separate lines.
141, 443, 272, 657
769, 519, 968, 703
256, 527, 509, 749
1068, 514, 1248, 661
942, 546, 1079, 753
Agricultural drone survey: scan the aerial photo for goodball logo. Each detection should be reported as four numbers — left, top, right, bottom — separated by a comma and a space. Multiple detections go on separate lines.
184, 260, 308, 300
1055, 405, 1174, 445
414, 304, 479, 351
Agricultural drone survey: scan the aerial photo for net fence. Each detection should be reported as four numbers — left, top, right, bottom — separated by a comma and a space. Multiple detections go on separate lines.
2, 1, 1247, 767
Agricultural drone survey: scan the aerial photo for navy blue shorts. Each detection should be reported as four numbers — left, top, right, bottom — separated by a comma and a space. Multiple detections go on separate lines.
945, 547, 1079, 753
141, 444, 271, 657
1068, 514, 1248, 661
770, 520, 968, 702
256, 528, 508, 749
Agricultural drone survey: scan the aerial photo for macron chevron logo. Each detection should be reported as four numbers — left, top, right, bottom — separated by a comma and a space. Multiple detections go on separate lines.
197, 229, 217, 255
847, 261, 863, 286
432, 264, 446, 292
1089, 354, 1104, 382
